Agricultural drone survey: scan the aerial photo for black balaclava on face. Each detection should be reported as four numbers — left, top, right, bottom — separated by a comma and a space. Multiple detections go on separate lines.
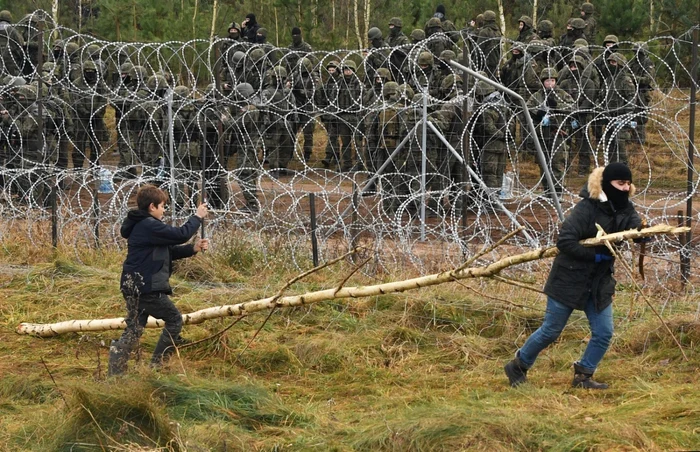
84, 70, 97, 84
229, 28, 240, 39
246, 13, 256, 26
390, 26, 400, 37
602, 162, 632, 210
292, 27, 302, 45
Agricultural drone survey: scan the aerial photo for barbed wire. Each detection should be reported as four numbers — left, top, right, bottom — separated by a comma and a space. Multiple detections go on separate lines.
0, 12, 698, 293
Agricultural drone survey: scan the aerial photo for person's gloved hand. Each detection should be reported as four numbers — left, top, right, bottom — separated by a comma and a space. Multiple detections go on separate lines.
571, 119, 580, 129
546, 96, 557, 108
629, 120, 637, 129
541, 115, 551, 126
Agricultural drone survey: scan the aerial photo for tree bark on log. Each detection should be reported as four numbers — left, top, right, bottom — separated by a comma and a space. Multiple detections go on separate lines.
16, 225, 689, 337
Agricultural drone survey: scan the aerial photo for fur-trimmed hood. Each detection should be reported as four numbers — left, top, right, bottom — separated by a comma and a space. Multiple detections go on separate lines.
583, 166, 636, 201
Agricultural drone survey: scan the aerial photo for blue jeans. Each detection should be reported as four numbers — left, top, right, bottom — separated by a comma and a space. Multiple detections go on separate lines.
518, 295, 613, 373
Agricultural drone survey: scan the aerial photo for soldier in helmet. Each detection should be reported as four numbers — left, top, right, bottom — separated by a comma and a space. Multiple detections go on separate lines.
197, 83, 230, 207
580, 3, 597, 44
601, 53, 636, 164
409, 51, 440, 99
410, 29, 425, 45
477, 10, 502, 80
283, 27, 313, 75
64, 41, 82, 83
517, 16, 538, 44
560, 55, 598, 175
367, 81, 402, 210
629, 42, 656, 145
0, 10, 25, 77
431, 73, 466, 213
434, 50, 457, 95
336, 60, 363, 171
320, 59, 341, 169
138, 74, 169, 177
466, 78, 508, 192
500, 42, 540, 102
536, 20, 556, 47
112, 62, 142, 179
387, 17, 409, 47
230, 82, 263, 213
559, 18, 586, 63
2, 84, 57, 205
424, 17, 458, 59
261, 65, 296, 176
71, 60, 108, 169
242, 47, 269, 92
364, 27, 390, 87
527, 67, 575, 197
290, 56, 321, 163
170, 85, 201, 209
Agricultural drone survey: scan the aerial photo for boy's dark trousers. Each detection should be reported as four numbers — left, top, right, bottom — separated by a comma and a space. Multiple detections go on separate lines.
108, 292, 183, 376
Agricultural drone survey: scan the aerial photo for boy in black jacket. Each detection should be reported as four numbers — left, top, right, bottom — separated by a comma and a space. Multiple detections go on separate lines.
109, 184, 209, 376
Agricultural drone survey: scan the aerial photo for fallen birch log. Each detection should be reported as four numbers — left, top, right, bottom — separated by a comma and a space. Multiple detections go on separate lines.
17, 225, 689, 337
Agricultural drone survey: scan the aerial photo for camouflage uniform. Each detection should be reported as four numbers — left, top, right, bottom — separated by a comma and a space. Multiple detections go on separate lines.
527, 68, 575, 196
0, 10, 25, 77
387, 18, 410, 84
559, 55, 597, 175
283, 27, 313, 75
291, 57, 321, 163
261, 66, 296, 173
112, 63, 141, 179
600, 53, 636, 164
197, 85, 230, 208
580, 3, 597, 44
230, 83, 262, 212
409, 51, 441, 99
71, 60, 108, 168
170, 85, 201, 209
364, 27, 390, 87
138, 75, 168, 174
516, 16, 539, 44
467, 80, 508, 189
558, 18, 586, 67
476, 10, 502, 80
629, 43, 656, 145
320, 60, 341, 169
336, 60, 363, 171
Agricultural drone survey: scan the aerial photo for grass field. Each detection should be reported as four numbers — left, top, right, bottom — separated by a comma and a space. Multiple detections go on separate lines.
0, 232, 698, 451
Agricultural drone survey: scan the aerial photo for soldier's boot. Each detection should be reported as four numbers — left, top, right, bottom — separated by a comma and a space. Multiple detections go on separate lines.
572, 363, 608, 389
108, 340, 129, 376
504, 355, 529, 387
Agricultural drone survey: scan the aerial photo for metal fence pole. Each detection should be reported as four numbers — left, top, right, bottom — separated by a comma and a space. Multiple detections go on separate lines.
683, 27, 699, 284
309, 192, 319, 266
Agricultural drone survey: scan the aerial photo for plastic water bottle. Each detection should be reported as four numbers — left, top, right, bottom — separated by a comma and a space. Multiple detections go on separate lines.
500, 171, 514, 200
98, 167, 114, 194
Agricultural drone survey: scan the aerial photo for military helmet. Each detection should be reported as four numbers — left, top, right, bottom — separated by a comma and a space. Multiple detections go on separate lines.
173, 85, 190, 99
326, 59, 340, 69
570, 55, 587, 68
607, 52, 627, 65
130, 65, 148, 83
475, 14, 484, 26
52, 39, 64, 50
574, 38, 589, 48
120, 62, 134, 75
581, 2, 595, 14
0, 10, 12, 22
527, 40, 549, 54
389, 17, 403, 28
5, 76, 27, 88
300, 57, 314, 73
342, 60, 357, 72
425, 17, 442, 30
16, 85, 37, 102
65, 42, 80, 57
441, 73, 462, 92
382, 81, 399, 98
376, 67, 392, 81
410, 29, 425, 41
398, 83, 414, 101
82, 60, 98, 72
439, 50, 456, 61
368, 27, 382, 40
511, 42, 525, 54
257, 28, 268, 38
537, 20, 553, 34
147, 74, 167, 91
475, 79, 495, 97
231, 51, 246, 65
228, 21, 241, 31
518, 15, 533, 28
604, 35, 619, 45
482, 10, 497, 22
417, 51, 434, 67
234, 82, 255, 100
87, 44, 101, 57
540, 67, 558, 81
249, 48, 265, 63
273, 65, 288, 79
42, 61, 56, 75
571, 18, 586, 30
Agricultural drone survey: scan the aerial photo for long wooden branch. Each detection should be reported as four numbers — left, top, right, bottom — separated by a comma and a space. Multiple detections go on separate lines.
16, 225, 689, 337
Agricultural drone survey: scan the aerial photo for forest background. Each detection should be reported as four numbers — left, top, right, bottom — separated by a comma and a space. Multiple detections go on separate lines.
0, 0, 697, 51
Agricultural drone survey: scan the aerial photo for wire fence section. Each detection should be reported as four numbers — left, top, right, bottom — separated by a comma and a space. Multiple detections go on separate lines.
0, 12, 699, 292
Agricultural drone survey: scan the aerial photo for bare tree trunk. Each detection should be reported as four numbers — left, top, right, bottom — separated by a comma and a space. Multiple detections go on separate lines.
209, 0, 219, 43
15, 225, 689, 338
650, 0, 655, 34
353, 0, 362, 49
52, 0, 59, 24
332, 0, 336, 31
193, 0, 199, 39
363, 0, 371, 48
78, 0, 82, 34
497, 0, 506, 37
532, 0, 538, 29
275, 7, 279, 47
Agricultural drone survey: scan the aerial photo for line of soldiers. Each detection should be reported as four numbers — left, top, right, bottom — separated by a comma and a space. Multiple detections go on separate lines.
0, 7, 658, 214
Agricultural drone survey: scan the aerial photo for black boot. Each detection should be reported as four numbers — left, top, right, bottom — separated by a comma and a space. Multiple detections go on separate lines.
572, 363, 608, 389
504, 356, 529, 387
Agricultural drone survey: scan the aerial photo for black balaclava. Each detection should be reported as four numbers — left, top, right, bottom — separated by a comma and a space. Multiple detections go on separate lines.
84, 70, 97, 84
390, 26, 400, 38
434, 4, 446, 20
246, 13, 257, 26
292, 27, 302, 46
229, 27, 240, 40
602, 162, 632, 210
512, 49, 523, 59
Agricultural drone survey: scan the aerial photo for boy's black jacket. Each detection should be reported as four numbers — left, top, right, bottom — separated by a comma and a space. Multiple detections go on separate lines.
120, 209, 201, 295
